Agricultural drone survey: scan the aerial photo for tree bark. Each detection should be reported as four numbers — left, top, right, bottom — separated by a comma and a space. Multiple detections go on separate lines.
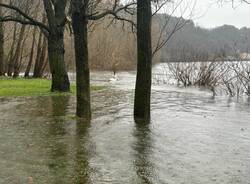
134, 0, 152, 123
48, 32, 70, 92
43, 0, 70, 92
72, 0, 91, 119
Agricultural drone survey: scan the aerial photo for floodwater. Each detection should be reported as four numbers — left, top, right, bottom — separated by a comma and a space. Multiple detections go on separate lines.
1, 65, 250, 184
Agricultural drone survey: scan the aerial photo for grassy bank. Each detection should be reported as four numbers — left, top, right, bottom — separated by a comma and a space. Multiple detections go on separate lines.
0, 77, 104, 97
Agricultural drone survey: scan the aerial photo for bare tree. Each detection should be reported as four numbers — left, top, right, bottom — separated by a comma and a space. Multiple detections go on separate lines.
43, 0, 70, 92
71, 0, 136, 119
24, 27, 37, 77
33, 14, 47, 78
71, 0, 91, 119
134, 0, 152, 123
24, 2, 42, 78
12, 24, 26, 77
0, 0, 70, 92
6, 23, 16, 76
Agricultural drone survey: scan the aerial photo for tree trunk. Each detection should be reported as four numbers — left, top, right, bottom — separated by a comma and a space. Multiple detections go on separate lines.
24, 1, 40, 78
0, 21, 4, 76
7, 24, 17, 76
42, 0, 70, 92
24, 27, 37, 77
0, 0, 3, 76
33, 29, 43, 78
41, 55, 48, 75
13, 24, 27, 78
72, 1, 91, 119
134, 0, 152, 123
47, 32, 70, 92
37, 37, 47, 77
33, 32, 47, 78
33, 14, 47, 78
12, 24, 26, 78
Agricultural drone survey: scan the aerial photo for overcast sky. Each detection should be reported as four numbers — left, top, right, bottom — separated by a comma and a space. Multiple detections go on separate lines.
192, 1, 250, 28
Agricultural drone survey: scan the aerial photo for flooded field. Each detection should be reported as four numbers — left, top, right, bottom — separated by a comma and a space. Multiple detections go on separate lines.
1, 66, 250, 184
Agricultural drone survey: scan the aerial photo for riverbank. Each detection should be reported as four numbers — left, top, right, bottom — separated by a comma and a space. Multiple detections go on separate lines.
0, 77, 104, 97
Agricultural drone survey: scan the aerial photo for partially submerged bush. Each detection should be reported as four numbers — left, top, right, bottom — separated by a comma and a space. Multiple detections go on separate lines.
155, 61, 250, 97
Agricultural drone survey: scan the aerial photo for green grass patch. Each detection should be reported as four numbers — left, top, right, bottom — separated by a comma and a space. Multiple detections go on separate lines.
0, 77, 105, 97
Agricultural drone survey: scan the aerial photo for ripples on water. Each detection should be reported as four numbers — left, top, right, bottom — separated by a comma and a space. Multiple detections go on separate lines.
1, 69, 250, 184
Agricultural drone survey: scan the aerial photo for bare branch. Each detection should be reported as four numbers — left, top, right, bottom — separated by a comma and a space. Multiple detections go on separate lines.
0, 3, 50, 34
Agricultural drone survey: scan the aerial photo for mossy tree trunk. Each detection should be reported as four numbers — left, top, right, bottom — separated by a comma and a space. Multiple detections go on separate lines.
134, 0, 152, 123
48, 31, 70, 92
43, 0, 70, 92
72, 0, 91, 119
0, 0, 70, 92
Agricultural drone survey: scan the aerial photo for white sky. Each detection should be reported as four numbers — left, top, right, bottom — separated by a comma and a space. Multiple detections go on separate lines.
191, 0, 250, 28
123, 0, 250, 28
155, 0, 250, 28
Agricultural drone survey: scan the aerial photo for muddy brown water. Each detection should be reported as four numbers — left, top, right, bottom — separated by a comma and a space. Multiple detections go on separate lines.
1, 69, 250, 184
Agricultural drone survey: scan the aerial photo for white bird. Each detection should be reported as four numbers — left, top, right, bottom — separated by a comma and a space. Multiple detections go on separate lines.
109, 74, 119, 82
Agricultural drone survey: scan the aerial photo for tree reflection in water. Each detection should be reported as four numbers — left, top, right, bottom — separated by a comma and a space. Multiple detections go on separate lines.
46, 95, 70, 183
73, 119, 92, 184
133, 122, 156, 184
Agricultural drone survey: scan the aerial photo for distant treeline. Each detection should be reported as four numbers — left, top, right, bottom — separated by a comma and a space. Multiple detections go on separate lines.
3, 13, 250, 75
159, 15, 250, 62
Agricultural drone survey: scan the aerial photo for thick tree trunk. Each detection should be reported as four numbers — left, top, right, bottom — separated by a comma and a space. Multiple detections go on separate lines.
47, 32, 70, 92
134, 0, 152, 123
24, 27, 37, 77
72, 2, 91, 119
42, 0, 70, 92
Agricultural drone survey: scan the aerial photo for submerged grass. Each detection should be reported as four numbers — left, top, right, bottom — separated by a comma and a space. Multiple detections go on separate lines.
0, 77, 104, 97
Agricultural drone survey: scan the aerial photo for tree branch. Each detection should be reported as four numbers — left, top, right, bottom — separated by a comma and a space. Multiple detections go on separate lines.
0, 3, 50, 33
88, 2, 136, 28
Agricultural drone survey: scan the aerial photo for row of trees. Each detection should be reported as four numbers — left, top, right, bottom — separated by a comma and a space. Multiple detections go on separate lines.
0, 11, 137, 77
1, 0, 248, 123
0, 0, 157, 122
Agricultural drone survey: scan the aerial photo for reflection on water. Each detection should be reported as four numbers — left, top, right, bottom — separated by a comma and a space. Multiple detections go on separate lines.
73, 120, 91, 184
46, 96, 69, 184
133, 123, 155, 184
1, 71, 250, 183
